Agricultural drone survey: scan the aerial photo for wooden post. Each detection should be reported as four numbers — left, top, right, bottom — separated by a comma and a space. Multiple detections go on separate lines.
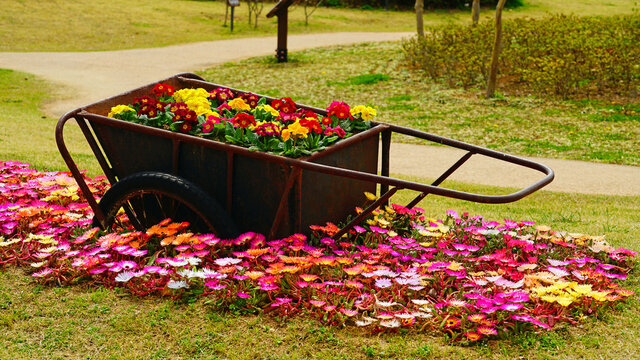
226, 0, 240, 33
266, 0, 295, 63
472, 0, 480, 25
486, 0, 507, 99
415, 0, 424, 39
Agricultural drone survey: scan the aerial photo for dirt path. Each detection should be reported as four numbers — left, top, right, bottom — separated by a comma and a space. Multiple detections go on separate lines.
1, 32, 638, 197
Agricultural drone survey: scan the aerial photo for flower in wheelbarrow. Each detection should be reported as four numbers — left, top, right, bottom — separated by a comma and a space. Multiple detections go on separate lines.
172, 109, 197, 125
232, 113, 256, 128
170, 102, 189, 113
324, 126, 346, 138
350, 105, 377, 121
253, 105, 280, 118
210, 87, 234, 103
202, 115, 223, 134
172, 88, 210, 103
252, 121, 281, 137
228, 97, 251, 112
179, 122, 193, 133
271, 97, 296, 114
107, 105, 135, 118
281, 120, 309, 141
185, 96, 213, 116
240, 93, 260, 108
299, 118, 323, 134
326, 101, 352, 119
152, 82, 175, 97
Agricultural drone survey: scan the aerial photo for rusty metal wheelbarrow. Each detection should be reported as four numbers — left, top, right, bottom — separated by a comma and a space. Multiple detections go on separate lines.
55, 73, 554, 240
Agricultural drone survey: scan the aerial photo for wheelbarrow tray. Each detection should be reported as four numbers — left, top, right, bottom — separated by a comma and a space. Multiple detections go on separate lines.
56, 73, 554, 240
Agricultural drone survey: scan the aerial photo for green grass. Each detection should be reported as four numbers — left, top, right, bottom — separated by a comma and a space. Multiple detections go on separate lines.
198, 42, 640, 165
0, 0, 637, 51
0, 69, 98, 175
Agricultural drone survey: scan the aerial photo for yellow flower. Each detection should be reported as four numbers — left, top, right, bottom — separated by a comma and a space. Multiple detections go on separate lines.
281, 120, 309, 141
173, 88, 209, 103
228, 98, 251, 111
350, 105, 377, 121
107, 105, 135, 118
185, 97, 213, 116
555, 295, 575, 307
254, 105, 280, 117
364, 192, 378, 201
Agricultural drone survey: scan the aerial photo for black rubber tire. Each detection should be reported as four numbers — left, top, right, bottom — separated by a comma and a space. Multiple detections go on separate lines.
95, 171, 239, 238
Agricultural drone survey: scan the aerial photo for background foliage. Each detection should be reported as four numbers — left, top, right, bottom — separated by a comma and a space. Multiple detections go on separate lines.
403, 14, 640, 99
321, 0, 523, 10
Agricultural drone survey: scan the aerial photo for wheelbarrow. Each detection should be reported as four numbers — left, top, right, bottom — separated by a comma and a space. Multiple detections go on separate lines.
55, 73, 554, 240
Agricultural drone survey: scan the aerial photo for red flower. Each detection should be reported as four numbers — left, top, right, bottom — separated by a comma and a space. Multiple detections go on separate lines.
172, 109, 188, 122
271, 97, 296, 114
217, 103, 232, 112
299, 109, 319, 119
133, 96, 156, 106
170, 102, 188, 113
183, 110, 198, 124
152, 82, 175, 97
300, 118, 323, 134
320, 116, 333, 126
210, 87, 235, 103
232, 113, 256, 128
179, 122, 192, 133
326, 101, 352, 120
241, 93, 260, 108
254, 122, 280, 136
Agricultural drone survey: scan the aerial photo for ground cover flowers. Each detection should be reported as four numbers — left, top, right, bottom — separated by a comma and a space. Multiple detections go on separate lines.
0, 161, 636, 343
107, 83, 375, 158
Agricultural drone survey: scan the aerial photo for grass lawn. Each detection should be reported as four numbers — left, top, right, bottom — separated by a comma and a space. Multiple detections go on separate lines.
0, 66, 639, 359
0, 69, 97, 175
0, 0, 637, 51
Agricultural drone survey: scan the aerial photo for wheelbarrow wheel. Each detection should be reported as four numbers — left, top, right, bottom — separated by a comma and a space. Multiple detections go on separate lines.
95, 171, 239, 239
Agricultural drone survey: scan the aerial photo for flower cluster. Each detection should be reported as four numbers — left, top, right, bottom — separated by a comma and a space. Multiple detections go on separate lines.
107, 83, 376, 158
0, 161, 636, 343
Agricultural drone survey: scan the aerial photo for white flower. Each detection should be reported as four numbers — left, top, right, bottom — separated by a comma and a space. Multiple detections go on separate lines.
115, 271, 135, 283
410, 299, 430, 306
379, 319, 401, 328
167, 280, 189, 289
375, 300, 399, 308
214, 257, 241, 267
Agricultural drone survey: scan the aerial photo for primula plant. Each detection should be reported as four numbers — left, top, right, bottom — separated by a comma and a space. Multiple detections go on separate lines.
107, 83, 376, 158
0, 161, 636, 343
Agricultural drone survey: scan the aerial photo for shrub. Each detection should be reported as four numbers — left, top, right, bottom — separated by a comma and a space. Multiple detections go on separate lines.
402, 14, 640, 99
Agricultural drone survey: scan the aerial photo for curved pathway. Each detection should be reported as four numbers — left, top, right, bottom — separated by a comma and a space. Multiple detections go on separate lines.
1, 32, 638, 196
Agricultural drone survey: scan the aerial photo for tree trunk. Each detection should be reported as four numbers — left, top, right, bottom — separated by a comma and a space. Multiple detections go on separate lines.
486, 0, 507, 99
472, 0, 480, 25
415, 0, 424, 39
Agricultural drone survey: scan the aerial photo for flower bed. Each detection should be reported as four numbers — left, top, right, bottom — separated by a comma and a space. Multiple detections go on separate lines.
107, 82, 376, 158
0, 161, 636, 343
